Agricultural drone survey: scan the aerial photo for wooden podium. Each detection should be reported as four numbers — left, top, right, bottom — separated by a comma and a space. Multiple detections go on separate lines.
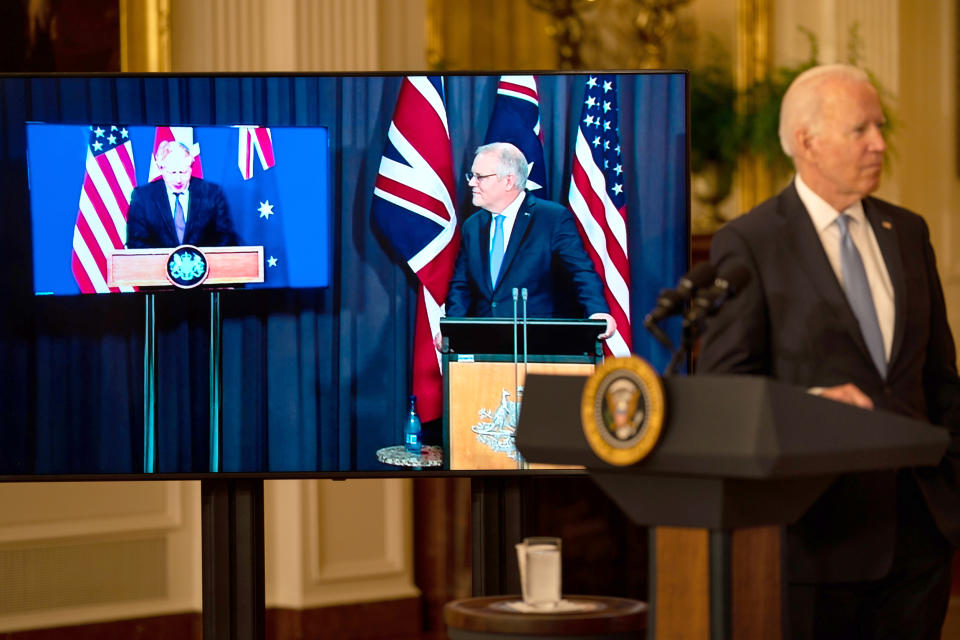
107, 246, 264, 288
440, 318, 604, 471
109, 245, 265, 474
516, 374, 950, 639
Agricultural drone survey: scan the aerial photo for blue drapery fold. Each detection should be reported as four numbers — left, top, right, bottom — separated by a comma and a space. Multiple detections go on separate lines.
0, 73, 688, 475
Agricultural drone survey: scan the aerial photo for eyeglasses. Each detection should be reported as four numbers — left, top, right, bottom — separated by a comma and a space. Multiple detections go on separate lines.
465, 172, 498, 183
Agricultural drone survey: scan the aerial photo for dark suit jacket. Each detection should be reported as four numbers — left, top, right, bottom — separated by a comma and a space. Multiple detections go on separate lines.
126, 178, 241, 249
697, 182, 960, 583
445, 194, 608, 318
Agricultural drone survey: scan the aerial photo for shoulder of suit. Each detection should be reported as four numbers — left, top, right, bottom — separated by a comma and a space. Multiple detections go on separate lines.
523, 193, 567, 217
863, 195, 924, 224
714, 191, 783, 241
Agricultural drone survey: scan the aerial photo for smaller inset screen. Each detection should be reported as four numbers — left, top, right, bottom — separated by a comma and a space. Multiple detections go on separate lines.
27, 124, 331, 295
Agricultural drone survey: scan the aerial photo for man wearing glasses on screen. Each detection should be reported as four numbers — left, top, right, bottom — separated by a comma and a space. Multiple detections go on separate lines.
126, 140, 241, 249
437, 142, 615, 348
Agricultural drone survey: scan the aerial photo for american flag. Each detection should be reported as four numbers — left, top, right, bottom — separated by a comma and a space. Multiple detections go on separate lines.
71, 124, 137, 294
371, 77, 459, 423
568, 75, 632, 356
483, 75, 547, 192
147, 126, 203, 182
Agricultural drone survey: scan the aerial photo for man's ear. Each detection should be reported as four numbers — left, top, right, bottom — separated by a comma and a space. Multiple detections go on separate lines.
794, 127, 815, 160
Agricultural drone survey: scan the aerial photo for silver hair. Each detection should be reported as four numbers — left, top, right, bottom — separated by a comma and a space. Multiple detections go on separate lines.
475, 142, 529, 190
778, 64, 873, 158
155, 140, 193, 166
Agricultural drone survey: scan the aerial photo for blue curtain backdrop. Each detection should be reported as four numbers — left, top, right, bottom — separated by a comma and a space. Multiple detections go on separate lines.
0, 73, 688, 475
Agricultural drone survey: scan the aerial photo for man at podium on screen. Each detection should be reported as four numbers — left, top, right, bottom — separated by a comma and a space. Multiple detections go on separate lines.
126, 140, 241, 249
441, 142, 615, 341
697, 64, 960, 639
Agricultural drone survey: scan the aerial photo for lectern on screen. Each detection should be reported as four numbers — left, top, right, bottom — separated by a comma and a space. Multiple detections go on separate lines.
0, 71, 688, 477
440, 318, 606, 357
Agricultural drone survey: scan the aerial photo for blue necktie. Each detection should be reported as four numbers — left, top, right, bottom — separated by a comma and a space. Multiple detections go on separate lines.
837, 214, 886, 377
490, 213, 505, 287
174, 193, 186, 244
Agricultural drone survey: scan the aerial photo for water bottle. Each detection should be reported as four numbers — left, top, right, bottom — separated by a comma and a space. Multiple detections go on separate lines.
404, 395, 422, 456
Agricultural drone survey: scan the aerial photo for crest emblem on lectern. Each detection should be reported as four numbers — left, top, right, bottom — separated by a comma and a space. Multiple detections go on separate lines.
166, 245, 209, 289
581, 356, 666, 466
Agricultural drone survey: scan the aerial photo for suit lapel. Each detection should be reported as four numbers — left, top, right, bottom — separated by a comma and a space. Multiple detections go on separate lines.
864, 199, 906, 368
184, 181, 203, 244
778, 184, 876, 364
155, 182, 179, 245
494, 194, 534, 290
475, 210, 493, 294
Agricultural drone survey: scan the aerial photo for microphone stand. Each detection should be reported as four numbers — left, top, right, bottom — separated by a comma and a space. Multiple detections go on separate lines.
512, 288, 523, 469
664, 326, 693, 376
518, 288, 529, 470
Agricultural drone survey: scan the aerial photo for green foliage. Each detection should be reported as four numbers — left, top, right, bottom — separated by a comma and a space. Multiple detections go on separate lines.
689, 59, 742, 173
688, 25, 892, 180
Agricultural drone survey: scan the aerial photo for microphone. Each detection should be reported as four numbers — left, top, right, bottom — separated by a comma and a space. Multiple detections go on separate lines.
644, 262, 717, 325
683, 263, 752, 328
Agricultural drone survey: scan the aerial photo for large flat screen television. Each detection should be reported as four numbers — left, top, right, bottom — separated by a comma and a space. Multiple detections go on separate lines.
0, 71, 689, 478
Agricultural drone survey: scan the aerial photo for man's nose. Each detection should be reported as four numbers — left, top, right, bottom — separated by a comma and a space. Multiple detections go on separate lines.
868, 125, 886, 152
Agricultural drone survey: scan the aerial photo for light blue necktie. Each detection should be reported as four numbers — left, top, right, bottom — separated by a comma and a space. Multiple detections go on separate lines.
174, 193, 186, 244
837, 214, 886, 377
490, 213, 505, 287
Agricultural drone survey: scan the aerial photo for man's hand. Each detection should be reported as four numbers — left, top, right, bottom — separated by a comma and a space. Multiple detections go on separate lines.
810, 383, 874, 410
434, 332, 444, 352
590, 312, 617, 340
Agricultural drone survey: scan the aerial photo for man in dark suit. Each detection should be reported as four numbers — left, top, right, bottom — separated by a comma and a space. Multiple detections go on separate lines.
698, 64, 960, 639
442, 142, 615, 339
126, 140, 241, 249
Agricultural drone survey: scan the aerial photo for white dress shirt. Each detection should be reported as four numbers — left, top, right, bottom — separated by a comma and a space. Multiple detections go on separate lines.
795, 174, 895, 362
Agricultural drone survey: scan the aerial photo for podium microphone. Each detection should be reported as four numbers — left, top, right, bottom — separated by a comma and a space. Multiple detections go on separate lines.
683, 263, 752, 329
646, 262, 716, 323
643, 262, 717, 348
521, 287, 529, 396
512, 287, 527, 469
512, 287, 520, 415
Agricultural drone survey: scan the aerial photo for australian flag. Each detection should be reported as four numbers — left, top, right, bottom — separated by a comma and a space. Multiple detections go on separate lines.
483, 75, 547, 192
220, 126, 289, 286
371, 77, 459, 423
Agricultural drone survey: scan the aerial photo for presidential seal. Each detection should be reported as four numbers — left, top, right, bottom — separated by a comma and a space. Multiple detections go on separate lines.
166, 245, 209, 289
581, 356, 666, 466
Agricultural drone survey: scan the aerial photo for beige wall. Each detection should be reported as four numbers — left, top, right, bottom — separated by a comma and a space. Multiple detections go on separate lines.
0, 482, 201, 631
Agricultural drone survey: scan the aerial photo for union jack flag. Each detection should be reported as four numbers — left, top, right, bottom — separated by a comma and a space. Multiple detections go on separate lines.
568, 75, 632, 356
147, 126, 203, 182
71, 124, 137, 294
372, 77, 459, 423
237, 126, 275, 180
483, 75, 547, 192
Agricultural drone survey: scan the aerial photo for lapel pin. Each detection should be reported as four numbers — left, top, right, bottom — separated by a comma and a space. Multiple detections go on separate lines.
881, 220, 892, 230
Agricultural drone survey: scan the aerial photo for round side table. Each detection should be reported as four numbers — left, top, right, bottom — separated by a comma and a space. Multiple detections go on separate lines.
375, 445, 444, 469
444, 595, 647, 640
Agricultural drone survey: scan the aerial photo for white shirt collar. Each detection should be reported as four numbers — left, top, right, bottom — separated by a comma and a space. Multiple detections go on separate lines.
494, 190, 526, 220
794, 173, 866, 231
